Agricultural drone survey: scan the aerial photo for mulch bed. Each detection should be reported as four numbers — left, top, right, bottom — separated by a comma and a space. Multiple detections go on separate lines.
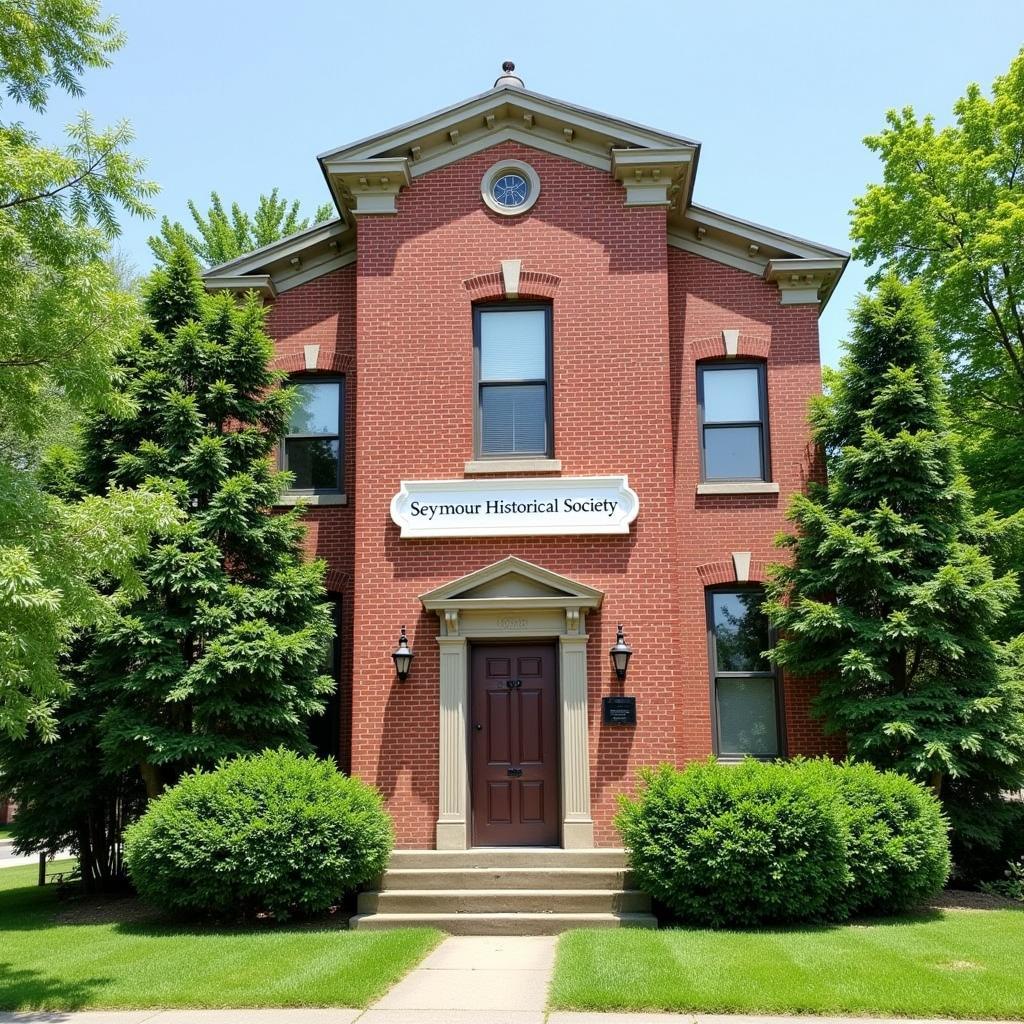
928, 888, 1022, 911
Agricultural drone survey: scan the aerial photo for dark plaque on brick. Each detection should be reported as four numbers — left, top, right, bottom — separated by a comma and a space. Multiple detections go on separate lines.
602, 695, 637, 726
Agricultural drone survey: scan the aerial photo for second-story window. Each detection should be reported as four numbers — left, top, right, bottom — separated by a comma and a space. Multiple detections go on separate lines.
698, 362, 769, 481
282, 377, 344, 493
474, 305, 552, 457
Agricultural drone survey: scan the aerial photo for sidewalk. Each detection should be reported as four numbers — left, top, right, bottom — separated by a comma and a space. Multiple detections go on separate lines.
0, 935, 1019, 1024
0, 1009, 1017, 1024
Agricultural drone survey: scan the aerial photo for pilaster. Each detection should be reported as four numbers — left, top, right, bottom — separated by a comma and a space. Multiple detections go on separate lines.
436, 635, 469, 850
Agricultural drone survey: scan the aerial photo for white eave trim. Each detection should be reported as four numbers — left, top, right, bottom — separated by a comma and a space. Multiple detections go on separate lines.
204, 274, 277, 299
318, 86, 699, 165
204, 218, 351, 278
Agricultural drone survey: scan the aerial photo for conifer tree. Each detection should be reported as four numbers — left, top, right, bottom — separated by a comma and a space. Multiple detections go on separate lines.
79, 244, 335, 797
767, 277, 1024, 850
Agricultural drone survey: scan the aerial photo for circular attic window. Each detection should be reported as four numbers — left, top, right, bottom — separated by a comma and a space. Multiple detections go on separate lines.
481, 160, 541, 216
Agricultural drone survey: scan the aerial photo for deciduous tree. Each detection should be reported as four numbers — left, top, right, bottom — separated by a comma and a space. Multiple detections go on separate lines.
149, 189, 334, 267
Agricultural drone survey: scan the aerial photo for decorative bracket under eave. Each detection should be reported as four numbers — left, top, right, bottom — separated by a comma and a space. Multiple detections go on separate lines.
322, 156, 412, 215
611, 147, 694, 208
764, 257, 846, 306
204, 274, 277, 300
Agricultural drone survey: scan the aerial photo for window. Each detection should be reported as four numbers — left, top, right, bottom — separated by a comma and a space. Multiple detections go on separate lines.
282, 377, 343, 493
707, 587, 782, 758
698, 362, 769, 481
474, 304, 552, 457
309, 596, 342, 761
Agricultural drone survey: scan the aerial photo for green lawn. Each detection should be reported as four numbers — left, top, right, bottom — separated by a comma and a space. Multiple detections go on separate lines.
551, 911, 1024, 1019
0, 861, 440, 1010
0, 825, 13, 840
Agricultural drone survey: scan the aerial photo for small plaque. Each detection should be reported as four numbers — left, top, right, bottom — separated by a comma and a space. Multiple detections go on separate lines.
603, 695, 637, 726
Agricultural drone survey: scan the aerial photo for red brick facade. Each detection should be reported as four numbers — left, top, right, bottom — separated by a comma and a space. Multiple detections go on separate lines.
232, 100, 846, 848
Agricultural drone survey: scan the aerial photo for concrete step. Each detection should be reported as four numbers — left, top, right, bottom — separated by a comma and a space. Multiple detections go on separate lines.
379, 866, 633, 890
388, 848, 627, 869
357, 887, 651, 914
349, 911, 657, 934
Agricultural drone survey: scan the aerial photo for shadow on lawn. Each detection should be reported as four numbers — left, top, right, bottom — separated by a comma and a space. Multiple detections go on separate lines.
0, 961, 109, 1014
654, 905, 981, 933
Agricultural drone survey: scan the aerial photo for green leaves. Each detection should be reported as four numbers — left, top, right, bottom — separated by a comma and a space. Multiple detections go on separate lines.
148, 189, 337, 269
768, 277, 1024, 851
0, 0, 123, 111
77, 242, 333, 790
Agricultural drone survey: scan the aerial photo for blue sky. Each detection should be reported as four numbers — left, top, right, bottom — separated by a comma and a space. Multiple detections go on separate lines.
27, 0, 1024, 367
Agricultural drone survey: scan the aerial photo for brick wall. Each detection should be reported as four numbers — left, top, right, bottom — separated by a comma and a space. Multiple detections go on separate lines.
264, 141, 841, 847
266, 267, 357, 772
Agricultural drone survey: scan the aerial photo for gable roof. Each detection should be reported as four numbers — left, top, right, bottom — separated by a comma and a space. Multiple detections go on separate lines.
203, 75, 847, 307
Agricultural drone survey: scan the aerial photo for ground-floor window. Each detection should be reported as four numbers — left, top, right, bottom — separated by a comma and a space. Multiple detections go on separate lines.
706, 586, 782, 758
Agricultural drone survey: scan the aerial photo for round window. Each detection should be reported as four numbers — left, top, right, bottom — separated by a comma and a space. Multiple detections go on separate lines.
492, 173, 530, 209
481, 160, 540, 216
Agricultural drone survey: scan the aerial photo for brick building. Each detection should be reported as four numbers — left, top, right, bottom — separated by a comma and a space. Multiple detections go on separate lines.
204, 65, 847, 873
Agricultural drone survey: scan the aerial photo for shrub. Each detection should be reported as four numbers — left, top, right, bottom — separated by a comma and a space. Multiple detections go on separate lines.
980, 857, 1024, 902
616, 758, 951, 927
124, 748, 393, 920
615, 759, 848, 927
798, 759, 950, 916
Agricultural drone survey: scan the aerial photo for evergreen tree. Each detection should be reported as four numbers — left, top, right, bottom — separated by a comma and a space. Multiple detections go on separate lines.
766, 277, 1024, 851
148, 189, 335, 268
78, 244, 335, 797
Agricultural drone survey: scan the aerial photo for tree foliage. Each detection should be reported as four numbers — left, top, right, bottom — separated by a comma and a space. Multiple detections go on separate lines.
0, 0, 123, 111
78, 245, 335, 797
0, 0, 175, 739
850, 49, 1024, 628
148, 189, 335, 268
766, 278, 1024, 850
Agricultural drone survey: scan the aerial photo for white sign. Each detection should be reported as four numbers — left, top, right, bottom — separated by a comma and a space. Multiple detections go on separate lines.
390, 476, 640, 539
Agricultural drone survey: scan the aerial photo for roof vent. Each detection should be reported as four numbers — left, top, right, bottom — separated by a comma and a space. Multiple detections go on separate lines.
493, 60, 525, 89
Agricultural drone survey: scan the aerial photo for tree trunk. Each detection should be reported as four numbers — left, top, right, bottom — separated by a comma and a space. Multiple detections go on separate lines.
139, 762, 164, 800
930, 769, 944, 797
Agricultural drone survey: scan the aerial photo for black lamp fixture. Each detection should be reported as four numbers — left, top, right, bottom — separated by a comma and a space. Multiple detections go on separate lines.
609, 623, 633, 681
392, 625, 414, 681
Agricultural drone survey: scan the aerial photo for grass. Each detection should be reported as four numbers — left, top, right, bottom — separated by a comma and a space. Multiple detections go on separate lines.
0, 825, 13, 840
551, 910, 1024, 1019
0, 861, 440, 1010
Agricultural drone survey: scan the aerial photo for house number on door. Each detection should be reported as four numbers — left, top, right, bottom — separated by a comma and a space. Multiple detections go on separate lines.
496, 616, 528, 630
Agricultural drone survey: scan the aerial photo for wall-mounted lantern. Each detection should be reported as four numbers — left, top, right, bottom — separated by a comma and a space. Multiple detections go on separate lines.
609, 624, 633, 681
392, 626, 414, 681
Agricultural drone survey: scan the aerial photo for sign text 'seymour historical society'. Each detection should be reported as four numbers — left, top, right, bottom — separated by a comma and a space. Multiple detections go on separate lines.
390, 476, 640, 539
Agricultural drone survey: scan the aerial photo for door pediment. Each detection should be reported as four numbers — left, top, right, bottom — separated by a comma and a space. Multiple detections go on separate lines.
419, 556, 603, 614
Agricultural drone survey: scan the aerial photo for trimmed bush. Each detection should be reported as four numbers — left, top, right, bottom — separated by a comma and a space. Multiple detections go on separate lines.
616, 759, 849, 927
799, 759, 950, 916
616, 758, 951, 927
124, 748, 392, 920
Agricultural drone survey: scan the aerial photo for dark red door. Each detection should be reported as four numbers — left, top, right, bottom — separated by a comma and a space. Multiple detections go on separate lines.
471, 643, 559, 847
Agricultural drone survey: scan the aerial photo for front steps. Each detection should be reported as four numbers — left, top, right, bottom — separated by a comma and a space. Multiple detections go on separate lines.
350, 848, 657, 934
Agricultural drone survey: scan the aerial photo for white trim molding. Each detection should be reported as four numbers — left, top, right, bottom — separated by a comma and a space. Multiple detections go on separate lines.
611, 147, 693, 207
697, 481, 780, 496
764, 257, 847, 306
321, 156, 411, 215
464, 457, 562, 475
421, 556, 603, 850
481, 161, 541, 217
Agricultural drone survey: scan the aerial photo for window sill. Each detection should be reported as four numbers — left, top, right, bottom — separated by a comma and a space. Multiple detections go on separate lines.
464, 458, 562, 475
697, 481, 779, 496
275, 493, 348, 506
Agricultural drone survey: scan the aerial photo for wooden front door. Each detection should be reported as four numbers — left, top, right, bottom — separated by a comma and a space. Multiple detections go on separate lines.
470, 643, 559, 847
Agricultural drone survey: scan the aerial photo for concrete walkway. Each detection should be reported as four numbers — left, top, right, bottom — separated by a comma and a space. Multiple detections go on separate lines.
363, 934, 555, 1023
0, 934, 1018, 1024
